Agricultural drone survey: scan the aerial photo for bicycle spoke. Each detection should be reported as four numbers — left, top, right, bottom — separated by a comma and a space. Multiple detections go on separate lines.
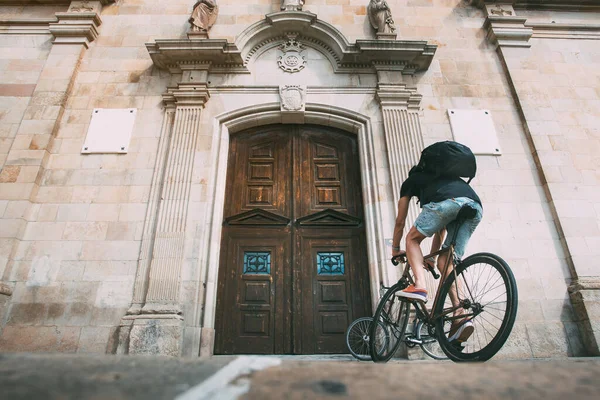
478, 313, 501, 334
472, 263, 493, 301
434, 254, 517, 361
482, 291, 507, 308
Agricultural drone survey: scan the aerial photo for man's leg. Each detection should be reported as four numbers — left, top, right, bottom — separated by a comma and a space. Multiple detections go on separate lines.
405, 226, 427, 290
437, 251, 462, 315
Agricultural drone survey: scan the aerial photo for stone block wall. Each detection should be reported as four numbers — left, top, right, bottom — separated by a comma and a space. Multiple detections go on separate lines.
497, 7, 600, 355
0, 0, 593, 357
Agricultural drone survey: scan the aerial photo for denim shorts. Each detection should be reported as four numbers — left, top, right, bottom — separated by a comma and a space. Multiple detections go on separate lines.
414, 197, 483, 259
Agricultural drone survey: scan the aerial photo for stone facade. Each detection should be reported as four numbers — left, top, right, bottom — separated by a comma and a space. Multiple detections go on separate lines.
0, 0, 598, 358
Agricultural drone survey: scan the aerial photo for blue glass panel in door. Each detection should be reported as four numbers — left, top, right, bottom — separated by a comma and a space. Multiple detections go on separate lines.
243, 252, 271, 274
317, 252, 345, 275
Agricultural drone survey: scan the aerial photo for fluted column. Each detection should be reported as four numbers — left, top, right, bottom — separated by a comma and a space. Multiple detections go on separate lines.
117, 84, 209, 356
128, 99, 176, 315
142, 85, 208, 314
377, 84, 425, 229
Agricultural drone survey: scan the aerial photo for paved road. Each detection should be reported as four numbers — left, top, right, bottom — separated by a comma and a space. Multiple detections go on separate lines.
1, 353, 599, 400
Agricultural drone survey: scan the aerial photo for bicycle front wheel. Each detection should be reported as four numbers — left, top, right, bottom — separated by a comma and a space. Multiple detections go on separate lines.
369, 284, 411, 363
434, 253, 518, 362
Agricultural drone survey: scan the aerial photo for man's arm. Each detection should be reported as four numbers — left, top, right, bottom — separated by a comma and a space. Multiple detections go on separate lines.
392, 196, 410, 257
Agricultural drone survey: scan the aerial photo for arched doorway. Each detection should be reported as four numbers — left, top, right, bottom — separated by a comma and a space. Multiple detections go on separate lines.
214, 124, 371, 354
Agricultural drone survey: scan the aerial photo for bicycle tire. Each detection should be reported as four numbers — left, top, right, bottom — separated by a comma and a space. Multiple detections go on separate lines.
416, 321, 448, 360
369, 284, 411, 363
434, 253, 518, 362
345, 317, 389, 361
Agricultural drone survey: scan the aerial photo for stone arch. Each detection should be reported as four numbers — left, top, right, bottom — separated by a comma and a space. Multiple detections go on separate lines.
199, 103, 389, 344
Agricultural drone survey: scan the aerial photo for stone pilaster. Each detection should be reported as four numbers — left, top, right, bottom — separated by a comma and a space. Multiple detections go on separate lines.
376, 84, 424, 226
143, 95, 205, 314
475, 0, 598, 356
119, 83, 209, 356
0, 1, 107, 289
128, 101, 177, 315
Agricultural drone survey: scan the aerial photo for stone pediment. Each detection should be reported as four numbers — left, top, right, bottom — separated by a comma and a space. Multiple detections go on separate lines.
146, 11, 436, 75
296, 209, 362, 227
225, 209, 290, 226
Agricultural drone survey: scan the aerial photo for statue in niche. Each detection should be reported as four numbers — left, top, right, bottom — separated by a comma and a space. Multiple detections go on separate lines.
281, 0, 304, 11
367, 0, 396, 35
189, 0, 219, 33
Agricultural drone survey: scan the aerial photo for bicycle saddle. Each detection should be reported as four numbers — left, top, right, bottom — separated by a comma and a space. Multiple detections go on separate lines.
456, 204, 478, 220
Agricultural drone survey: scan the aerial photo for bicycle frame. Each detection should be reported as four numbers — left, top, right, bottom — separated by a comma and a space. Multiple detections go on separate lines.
401, 244, 476, 328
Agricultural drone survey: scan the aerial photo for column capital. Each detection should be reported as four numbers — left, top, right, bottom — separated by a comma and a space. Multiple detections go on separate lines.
376, 84, 422, 110
164, 83, 210, 107
472, 2, 532, 48
49, 12, 102, 48
484, 16, 532, 48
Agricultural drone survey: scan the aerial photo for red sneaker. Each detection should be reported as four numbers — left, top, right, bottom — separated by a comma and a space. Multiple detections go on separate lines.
395, 285, 428, 303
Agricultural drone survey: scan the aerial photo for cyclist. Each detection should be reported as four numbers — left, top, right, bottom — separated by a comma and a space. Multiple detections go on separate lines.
391, 164, 483, 344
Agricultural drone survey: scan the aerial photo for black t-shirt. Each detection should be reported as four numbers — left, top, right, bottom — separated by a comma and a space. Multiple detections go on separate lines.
400, 171, 482, 207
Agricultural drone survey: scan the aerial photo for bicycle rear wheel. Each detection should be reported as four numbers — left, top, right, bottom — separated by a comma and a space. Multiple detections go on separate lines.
369, 284, 411, 363
434, 253, 518, 362
345, 317, 389, 361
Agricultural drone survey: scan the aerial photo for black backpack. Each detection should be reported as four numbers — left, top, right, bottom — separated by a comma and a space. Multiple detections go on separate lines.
413, 141, 477, 183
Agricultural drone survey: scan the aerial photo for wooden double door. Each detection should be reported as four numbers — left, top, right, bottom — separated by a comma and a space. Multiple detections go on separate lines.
214, 125, 370, 354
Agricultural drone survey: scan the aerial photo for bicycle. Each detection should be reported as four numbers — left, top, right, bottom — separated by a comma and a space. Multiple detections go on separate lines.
369, 204, 518, 362
345, 302, 447, 361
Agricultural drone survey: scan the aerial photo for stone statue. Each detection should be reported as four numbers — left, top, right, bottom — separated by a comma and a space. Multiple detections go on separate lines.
189, 0, 219, 33
281, 0, 304, 11
367, 0, 396, 35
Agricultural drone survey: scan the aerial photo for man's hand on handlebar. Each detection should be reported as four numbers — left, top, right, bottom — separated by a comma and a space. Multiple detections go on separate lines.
425, 258, 436, 270
391, 251, 407, 266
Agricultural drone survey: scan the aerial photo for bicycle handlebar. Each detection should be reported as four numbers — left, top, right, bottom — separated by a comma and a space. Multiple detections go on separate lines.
426, 263, 441, 280
391, 254, 406, 266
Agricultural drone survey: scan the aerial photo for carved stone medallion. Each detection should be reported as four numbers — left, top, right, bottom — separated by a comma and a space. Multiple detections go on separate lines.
277, 36, 306, 73
280, 85, 306, 112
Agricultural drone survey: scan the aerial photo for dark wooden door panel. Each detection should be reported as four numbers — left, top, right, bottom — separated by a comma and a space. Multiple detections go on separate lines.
216, 125, 370, 355
214, 228, 291, 354
297, 231, 369, 354
225, 127, 292, 219
297, 127, 363, 219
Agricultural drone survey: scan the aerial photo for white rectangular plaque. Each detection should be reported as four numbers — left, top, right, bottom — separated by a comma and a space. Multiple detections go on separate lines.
81, 108, 137, 154
448, 109, 501, 155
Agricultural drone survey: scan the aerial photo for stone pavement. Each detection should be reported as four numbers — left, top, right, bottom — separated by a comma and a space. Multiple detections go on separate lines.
1, 353, 599, 400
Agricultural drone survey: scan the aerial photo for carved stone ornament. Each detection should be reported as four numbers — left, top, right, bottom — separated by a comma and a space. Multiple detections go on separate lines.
280, 85, 306, 112
69, 1, 96, 12
281, 0, 304, 11
490, 5, 513, 16
189, 0, 219, 33
277, 36, 306, 73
